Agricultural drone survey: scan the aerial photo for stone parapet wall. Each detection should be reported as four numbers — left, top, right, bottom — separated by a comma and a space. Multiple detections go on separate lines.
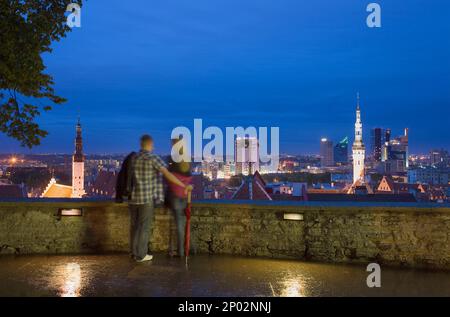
0, 200, 449, 269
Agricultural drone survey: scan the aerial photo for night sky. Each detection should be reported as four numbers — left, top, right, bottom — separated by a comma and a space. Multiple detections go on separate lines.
1, 0, 449, 155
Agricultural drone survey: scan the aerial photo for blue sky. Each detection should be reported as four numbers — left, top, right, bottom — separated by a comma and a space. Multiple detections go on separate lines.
1, 0, 449, 155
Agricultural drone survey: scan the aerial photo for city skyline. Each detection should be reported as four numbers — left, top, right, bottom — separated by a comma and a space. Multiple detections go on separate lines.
1, 0, 449, 154
0, 107, 444, 157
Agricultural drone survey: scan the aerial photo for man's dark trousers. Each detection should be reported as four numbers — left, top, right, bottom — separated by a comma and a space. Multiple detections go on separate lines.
129, 203, 154, 260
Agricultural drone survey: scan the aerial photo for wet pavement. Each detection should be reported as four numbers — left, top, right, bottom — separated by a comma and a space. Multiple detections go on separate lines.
0, 254, 449, 297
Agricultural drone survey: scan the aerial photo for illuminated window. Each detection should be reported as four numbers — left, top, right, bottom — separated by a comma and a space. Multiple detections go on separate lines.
283, 213, 304, 221
58, 208, 83, 217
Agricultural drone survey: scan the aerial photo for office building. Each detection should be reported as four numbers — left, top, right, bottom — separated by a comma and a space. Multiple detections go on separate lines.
235, 137, 259, 175
334, 137, 348, 165
320, 138, 334, 167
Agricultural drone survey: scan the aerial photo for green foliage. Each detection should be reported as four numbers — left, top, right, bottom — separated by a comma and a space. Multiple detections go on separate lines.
0, 0, 82, 147
9, 166, 50, 189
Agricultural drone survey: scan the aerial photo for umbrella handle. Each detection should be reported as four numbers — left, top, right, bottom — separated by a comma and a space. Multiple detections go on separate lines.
187, 189, 191, 204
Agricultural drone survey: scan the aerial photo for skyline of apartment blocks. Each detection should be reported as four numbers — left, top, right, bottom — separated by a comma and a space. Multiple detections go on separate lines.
363, 127, 410, 175
1, 99, 447, 202
0, 98, 448, 201
430, 148, 449, 166
235, 137, 259, 176
320, 138, 334, 167
201, 159, 237, 180
408, 166, 449, 185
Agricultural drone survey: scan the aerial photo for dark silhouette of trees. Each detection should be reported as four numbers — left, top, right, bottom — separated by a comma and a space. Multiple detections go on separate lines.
0, 0, 82, 147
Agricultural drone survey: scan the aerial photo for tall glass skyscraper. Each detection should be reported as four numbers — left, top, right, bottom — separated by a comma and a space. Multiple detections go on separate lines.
320, 138, 334, 167
371, 128, 384, 162
334, 137, 349, 164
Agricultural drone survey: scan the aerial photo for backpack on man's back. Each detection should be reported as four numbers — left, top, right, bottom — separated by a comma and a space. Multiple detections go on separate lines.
115, 152, 137, 203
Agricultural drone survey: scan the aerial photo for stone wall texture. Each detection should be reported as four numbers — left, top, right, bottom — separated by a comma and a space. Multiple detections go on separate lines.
0, 201, 449, 269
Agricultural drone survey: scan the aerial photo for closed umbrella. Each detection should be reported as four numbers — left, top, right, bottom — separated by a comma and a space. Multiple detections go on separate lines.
184, 190, 192, 264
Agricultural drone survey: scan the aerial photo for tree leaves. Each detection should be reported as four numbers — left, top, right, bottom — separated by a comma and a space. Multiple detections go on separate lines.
0, 0, 82, 147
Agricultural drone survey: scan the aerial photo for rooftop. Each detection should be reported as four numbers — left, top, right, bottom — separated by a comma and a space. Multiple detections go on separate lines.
1, 254, 449, 297
0, 184, 27, 198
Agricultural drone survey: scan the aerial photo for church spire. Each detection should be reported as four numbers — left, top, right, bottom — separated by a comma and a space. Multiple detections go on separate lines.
72, 118, 85, 198
73, 118, 84, 162
352, 94, 365, 185
354, 94, 363, 144
356, 92, 360, 110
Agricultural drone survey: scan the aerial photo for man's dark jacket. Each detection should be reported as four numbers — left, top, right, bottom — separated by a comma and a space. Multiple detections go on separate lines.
115, 152, 136, 203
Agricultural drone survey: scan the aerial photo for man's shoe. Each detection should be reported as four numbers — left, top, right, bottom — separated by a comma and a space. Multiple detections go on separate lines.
136, 254, 153, 262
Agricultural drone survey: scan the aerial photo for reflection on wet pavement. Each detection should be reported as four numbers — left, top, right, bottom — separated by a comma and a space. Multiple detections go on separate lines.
0, 254, 449, 297
58, 263, 82, 297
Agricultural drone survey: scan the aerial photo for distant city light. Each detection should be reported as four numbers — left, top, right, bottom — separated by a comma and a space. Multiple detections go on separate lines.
10, 157, 17, 164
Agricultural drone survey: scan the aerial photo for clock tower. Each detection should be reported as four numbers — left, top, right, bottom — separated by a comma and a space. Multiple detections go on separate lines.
352, 94, 365, 184
72, 118, 85, 198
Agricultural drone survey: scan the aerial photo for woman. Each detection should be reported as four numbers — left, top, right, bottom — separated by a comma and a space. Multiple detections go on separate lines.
167, 137, 192, 257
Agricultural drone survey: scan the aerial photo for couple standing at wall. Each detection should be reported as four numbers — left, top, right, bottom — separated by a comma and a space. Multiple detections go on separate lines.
116, 135, 192, 262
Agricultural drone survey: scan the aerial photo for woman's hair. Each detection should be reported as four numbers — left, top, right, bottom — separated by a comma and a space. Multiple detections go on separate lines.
170, 136, 191, 174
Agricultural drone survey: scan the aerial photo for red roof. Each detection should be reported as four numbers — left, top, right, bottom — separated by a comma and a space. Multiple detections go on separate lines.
89, 170, 117, 198
42, 183, 73, 198
253, 170, 266, 186
231, 172, 272, 201
307, 193, 417, 202
191, 174, 204, 200
377, 175, 423, 194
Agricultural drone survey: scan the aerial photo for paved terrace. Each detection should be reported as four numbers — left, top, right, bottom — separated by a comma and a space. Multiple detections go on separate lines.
1, 254, 450, 297
0, 199, 449, 296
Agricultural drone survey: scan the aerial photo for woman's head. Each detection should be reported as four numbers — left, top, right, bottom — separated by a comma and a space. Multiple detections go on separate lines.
170, 136, 191, 173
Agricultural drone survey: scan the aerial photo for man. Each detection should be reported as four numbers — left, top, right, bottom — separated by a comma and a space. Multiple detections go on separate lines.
128, 135, 192, 262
